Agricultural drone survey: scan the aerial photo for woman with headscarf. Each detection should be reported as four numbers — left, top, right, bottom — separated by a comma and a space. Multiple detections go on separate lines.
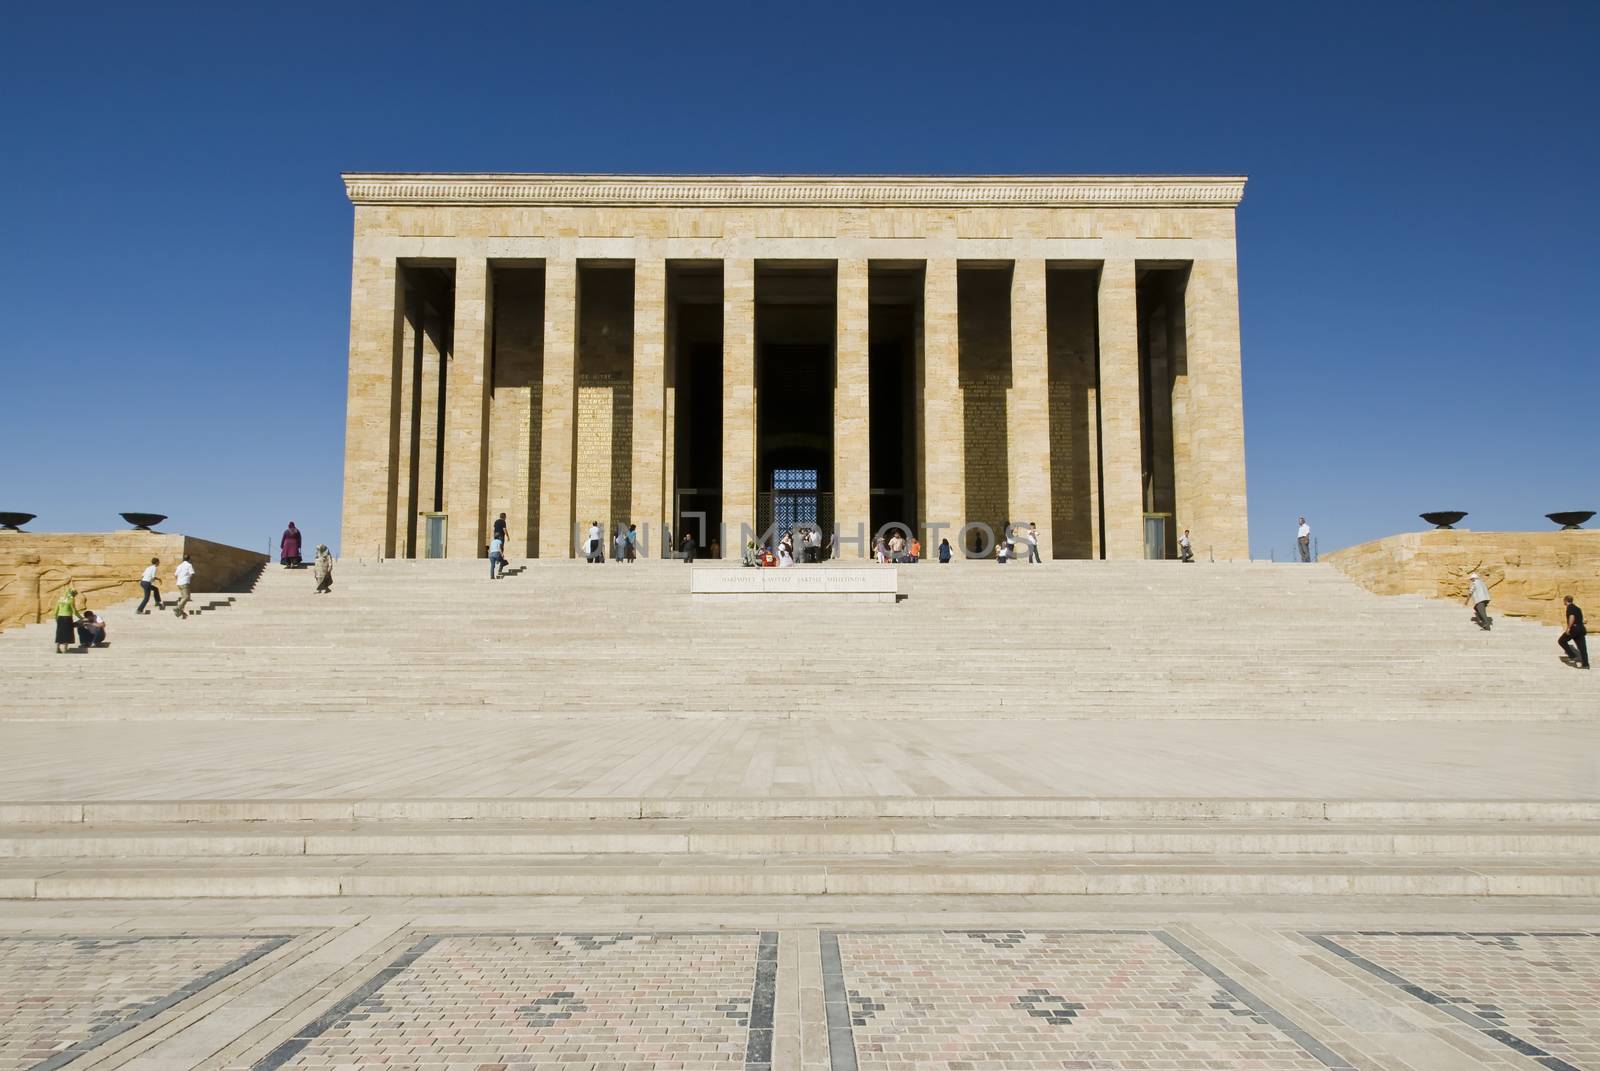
313, 545, 333, 593
280, 522, 303, 568
53, 584, 81, 654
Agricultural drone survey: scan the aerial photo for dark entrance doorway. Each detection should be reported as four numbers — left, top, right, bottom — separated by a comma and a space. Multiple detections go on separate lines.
669, 263, 723, 557
755, 264, 836, 543
868, 264, 921, 540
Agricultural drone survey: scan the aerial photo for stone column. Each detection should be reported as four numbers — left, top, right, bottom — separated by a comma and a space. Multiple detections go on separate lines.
1181, 257, 1249, 559
443, 257, 490, 558
834, 259, 870, 557
392, 291, 418, 558
920, 259, 963, 552
538, 258, 578, 558
722, 257, 756, 558
339, 254, 401, 559
1097, 258, 1144, 559
630, 258, 667, 557
416, 302, 445, 517
1007, 259, 1051, 560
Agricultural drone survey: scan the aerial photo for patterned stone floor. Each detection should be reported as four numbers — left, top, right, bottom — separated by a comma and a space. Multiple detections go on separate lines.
254, 932, 777, 1071
824, 930, 1349, 1070
1, 901, 1599, 1071
0, 935, 286, 1071
1309, 931, 1600, 1071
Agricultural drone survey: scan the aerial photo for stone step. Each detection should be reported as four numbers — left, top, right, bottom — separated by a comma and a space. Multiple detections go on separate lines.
1, 851, 1594, 898
7, 796, 1591, 824
2, 816, 1596, 859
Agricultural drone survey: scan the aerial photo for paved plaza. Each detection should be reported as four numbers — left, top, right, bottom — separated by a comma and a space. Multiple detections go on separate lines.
1, 719, 1594, 804
1, 899, 1599, 1071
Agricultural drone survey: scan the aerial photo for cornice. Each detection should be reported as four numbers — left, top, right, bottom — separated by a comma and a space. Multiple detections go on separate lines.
342, 173, 1246, 208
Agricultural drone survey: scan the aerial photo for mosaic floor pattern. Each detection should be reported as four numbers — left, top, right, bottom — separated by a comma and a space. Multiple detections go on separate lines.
822, 929, 1353, 1071
255, 932, 778, 1071
0, 934, 288, 1071
1309, 931, 1600, 1071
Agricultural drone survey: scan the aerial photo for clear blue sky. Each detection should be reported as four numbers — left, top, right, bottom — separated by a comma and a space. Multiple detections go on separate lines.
4, 3, 1594, 559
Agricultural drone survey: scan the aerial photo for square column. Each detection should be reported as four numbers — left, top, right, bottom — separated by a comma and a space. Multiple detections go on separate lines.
1181, 258, 1249, 559
834, 259, 870, 556
392, 292, 418, 558
920, 258, 963, 550
1007, 259, 1051, 559
1096, 259, 1144, 559
630, 257, 667, 551
340, 255, 402, 558
415, 302, 445, 518
722, 257, 755, 557
538, 258, 578, 558
443, 258, 490, 558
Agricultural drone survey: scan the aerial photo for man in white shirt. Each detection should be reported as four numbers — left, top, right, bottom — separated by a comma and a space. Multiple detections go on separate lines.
1025, 522, 1041, 564
1297, 517, 1312, 562
1467, 572, 1492, 631
1179, 529, 1194, 563
136, 558, 163, 614
173, 555, 195, 618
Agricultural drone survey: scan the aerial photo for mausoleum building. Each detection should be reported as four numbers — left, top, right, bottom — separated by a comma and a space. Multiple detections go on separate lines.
340, 173, 1248, 561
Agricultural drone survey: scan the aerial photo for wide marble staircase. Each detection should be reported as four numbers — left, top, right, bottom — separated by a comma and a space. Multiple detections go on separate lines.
0, 558, 1592, 899
0, 557, 1586, 721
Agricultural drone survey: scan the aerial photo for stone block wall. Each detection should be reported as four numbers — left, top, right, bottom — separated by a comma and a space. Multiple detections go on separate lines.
0, 533, 268, 632
958, 267, 1012, 551
574, 380, 634, 532
1047, 270, 1100, 559
1326, 529, 1600, 626
961, 384, 1009, 548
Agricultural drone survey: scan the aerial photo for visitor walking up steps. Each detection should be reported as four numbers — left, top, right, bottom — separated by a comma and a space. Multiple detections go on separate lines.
1025, 522, 1041, 564
1467, 572, 1493, 631
586, 521, 604, 564
136, 558, 163, 614
1559, 595, 1589, 669
1297, 516, 1312, 562
1179, 529, 1194, 563
173, 554, 195, 619
489, 535, 504, 580
280, 522, 303, 568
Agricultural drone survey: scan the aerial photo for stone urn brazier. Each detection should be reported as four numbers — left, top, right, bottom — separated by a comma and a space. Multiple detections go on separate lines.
1546, 511, 1595, 530
1420, 511, 1467, 529
120, 513, 168, 531
0, 512, 35, 531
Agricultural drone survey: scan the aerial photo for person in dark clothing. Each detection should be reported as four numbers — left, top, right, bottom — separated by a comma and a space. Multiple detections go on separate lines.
280, 522, 303, 568
681, 532, 696, 563
76, 610, 106, 647
937, 538, 952, 564
1559, 596, 1589, 669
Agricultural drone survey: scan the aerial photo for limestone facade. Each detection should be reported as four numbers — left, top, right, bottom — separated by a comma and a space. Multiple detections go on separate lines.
1326, 530, 1600, 627
340, 174, 1250, 560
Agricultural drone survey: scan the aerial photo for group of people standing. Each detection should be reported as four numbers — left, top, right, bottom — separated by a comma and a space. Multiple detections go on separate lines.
743, 527, 826, 567
991, 523, 1043, 564
586, 520, 643, 564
